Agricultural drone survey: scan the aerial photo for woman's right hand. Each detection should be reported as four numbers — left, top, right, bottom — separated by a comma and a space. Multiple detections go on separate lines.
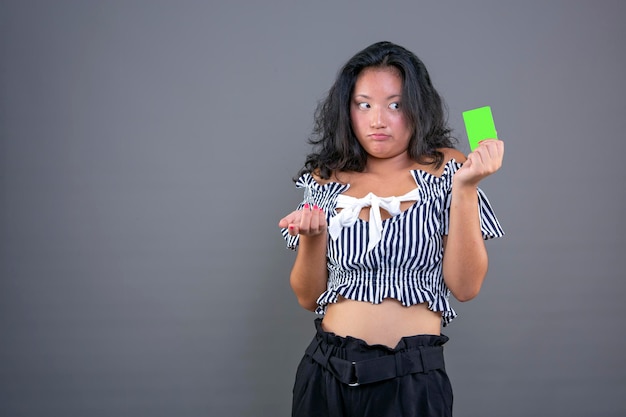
279, 204, 327, 237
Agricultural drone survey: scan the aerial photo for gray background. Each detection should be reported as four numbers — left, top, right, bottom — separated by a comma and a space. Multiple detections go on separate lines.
1, 1, 625, 416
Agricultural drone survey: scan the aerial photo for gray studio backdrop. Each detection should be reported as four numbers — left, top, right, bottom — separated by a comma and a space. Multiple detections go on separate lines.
1, 1, 624, 416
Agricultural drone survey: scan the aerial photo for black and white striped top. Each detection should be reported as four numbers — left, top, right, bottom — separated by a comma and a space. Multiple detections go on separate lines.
281, 159, 504, 326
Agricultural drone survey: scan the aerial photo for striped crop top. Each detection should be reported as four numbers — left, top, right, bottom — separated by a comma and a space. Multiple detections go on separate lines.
281, 159, 504, 326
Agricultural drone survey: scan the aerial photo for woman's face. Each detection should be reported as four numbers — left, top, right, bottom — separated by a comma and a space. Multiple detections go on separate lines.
350, 67, 412, 161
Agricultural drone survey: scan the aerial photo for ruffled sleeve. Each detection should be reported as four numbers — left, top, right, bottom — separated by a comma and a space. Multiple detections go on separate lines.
280, 173, 349, 250
439, 160, 505, 239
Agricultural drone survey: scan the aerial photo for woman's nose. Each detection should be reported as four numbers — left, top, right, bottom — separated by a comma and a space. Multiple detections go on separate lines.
370, 107, 386, 128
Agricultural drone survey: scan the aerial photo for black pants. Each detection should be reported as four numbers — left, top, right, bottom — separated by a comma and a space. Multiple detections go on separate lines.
292, 319, 453, 417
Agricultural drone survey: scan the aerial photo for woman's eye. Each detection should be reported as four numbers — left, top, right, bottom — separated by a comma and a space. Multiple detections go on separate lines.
358, 102, 370, 110
389, 102, 401, 110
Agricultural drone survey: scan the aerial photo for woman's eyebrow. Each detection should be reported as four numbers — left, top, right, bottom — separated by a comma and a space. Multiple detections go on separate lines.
353, 94, 402, 99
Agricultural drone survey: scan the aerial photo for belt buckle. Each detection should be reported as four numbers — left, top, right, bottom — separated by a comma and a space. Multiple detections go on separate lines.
348, 361, 359, 387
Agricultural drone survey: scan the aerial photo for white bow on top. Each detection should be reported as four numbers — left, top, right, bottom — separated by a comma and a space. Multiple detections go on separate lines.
328, 188, 421, 252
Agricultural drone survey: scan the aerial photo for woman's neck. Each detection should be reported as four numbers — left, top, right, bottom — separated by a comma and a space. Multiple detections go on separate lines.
363, 153, 416, 176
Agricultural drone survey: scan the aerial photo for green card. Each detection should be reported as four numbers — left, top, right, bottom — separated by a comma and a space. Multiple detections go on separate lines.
462, 106, 498, 151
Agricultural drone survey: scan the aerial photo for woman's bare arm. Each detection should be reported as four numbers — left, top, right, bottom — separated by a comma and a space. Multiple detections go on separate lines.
442, 140, 504, 301
279, 204, 328, 310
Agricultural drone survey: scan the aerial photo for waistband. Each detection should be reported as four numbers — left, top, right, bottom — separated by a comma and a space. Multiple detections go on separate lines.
305, 318, 448, 386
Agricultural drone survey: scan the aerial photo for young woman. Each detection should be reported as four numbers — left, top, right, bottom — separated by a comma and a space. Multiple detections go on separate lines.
279, 41, 504, 417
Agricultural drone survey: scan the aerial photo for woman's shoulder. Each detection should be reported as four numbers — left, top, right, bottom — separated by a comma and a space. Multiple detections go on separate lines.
309, 169, 350, 186
304, 169, 330, 186
439, 147, 466, 164
296, 169, 350, 192
416, 148, 467, 177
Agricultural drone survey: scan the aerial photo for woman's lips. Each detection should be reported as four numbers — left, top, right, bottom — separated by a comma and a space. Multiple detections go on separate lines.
369, 133, 390, 140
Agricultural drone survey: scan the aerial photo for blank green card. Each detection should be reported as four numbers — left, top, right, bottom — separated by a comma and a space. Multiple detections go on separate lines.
462, 106, 498, 151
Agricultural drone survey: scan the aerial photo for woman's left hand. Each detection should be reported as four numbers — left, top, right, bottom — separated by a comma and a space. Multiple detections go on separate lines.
454, 139, 504, 187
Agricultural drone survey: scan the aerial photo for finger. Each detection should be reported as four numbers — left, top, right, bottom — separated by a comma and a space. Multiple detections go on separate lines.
287, 224, 299, 236
477, 140, 503, 166
495, 139, 505, 157
470, 147, 499, 179
469, 147, 485, 168
482, 140, 504, 166
299, 203, 312, 234
476, 139, 494, 155
311, 205, 328, 233
482, 143, 496, 162
477, 143, 503, 173
278, 210, 301, 228
316, 206, 328, 232
309, 205, 320, 232
480, 139, 503, 157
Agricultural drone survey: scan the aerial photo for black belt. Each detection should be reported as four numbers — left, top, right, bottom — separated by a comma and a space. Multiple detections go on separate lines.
305, 336, 445, 387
